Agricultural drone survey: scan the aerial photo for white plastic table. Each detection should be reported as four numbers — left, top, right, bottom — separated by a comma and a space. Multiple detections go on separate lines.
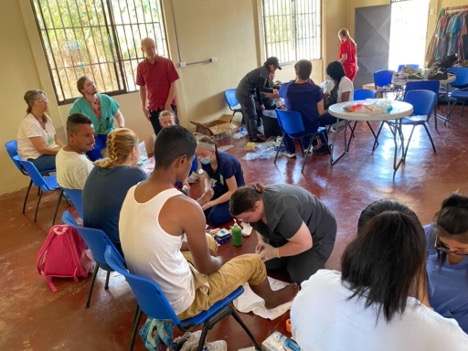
328, 100, 413, 172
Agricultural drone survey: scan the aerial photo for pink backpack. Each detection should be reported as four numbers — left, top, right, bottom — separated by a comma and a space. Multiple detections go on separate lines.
36, 225, 93, 292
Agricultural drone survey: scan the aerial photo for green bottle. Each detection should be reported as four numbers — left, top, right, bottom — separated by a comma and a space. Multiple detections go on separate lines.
231, 223, 242, 247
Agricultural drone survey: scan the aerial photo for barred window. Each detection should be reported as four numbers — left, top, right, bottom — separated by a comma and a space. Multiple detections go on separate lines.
262, 0, 321, 64
31, 0, 169, 105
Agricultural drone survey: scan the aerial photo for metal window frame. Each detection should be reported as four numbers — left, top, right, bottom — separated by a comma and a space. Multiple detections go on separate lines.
261, 0, 321, 64
30, 0, 169, 105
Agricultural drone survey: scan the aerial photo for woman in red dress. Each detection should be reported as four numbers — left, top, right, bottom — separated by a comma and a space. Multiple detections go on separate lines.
338, 28, 358, 82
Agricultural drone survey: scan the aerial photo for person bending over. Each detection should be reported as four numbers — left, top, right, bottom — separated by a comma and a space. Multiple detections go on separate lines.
230, 183, 337, 284
119, 126, 297, 319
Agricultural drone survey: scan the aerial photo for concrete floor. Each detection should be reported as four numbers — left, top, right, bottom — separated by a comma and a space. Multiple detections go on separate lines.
1, 105, 468, 350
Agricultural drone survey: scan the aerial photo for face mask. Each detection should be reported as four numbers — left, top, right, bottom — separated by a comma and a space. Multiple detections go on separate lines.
200, 157, 211, 165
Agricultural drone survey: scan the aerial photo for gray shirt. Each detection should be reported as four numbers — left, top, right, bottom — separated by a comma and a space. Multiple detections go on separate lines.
251, 184, 336, 247
236, 65, 274, 103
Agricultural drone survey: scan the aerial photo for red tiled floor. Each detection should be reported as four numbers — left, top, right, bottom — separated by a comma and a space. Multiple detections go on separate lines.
1, 105, 468, 350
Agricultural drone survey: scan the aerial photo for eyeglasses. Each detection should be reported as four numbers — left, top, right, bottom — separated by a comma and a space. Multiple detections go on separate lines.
434, 236, 468, 256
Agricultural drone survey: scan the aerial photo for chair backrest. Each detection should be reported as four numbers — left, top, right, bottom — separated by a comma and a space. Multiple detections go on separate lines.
5, 140, 25, 173
404, 90, 437, 117
404, 80, 440, 99
62, 210, 117, 268
275, 109, 305, 135
447, 67, 468, 88
397, 64, 419, 71
354, 89, 376, 100
224, 89, 240, 110
374, 69, 395, 88
17, 158, 49, 189
63, 189, 83, 218
104, 245, 180, 323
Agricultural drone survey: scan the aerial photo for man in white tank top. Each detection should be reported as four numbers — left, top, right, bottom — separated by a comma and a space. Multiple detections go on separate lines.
119, 126, 298, 319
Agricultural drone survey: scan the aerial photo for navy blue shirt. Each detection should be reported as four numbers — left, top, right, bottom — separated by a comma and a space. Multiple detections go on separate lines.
201, 151, 245, 200
83, 166, 147, 245
280, 81, 324, 132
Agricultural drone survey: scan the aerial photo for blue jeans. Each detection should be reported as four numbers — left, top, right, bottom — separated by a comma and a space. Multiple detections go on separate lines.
205, 201, 232, 227
29, 155, 56, 172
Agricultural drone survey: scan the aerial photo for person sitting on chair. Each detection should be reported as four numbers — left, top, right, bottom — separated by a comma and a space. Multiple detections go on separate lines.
56, 113, 95, 190
119, 126, 298, 320
83, 128, 147, 253
278, 60, 327, 157
17, 90, 64, 171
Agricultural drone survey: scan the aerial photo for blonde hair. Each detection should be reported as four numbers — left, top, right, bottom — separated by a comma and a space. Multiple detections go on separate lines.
95, 128, 139, 169
197, 135, 217, 152
338, 28, 356, 47
158, 110, 175, 122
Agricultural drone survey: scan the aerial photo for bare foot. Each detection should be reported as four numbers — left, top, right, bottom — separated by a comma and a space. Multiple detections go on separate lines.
264, 283, 299, 309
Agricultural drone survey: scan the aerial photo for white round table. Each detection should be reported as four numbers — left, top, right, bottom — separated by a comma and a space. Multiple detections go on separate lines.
328, 99, 413, 172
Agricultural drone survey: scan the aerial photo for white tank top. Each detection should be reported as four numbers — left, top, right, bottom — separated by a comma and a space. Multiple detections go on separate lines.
119, 186, 194, 315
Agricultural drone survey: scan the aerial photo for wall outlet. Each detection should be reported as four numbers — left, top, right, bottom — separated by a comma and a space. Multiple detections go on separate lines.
179, 62, 187, 67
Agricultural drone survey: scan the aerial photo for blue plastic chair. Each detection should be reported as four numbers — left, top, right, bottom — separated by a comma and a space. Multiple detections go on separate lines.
445, 68, 468, 124
224, 89, 242, 117
397, 64, 419, 71
274, 109, 328, 172
347, 90, 378, 151
374, 69, 395, 98
17, 157, 62, 225
62, 189, 83, 219
4, 140, 56, 214
374, 90, 437, 161
62, 210, 121, 308
104, 245, 261, 351
404, 80, 441, 129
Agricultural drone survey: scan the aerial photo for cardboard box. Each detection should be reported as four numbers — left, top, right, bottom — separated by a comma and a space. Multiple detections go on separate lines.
362, 83, 377, 90
262, 331, 301, 351
190, 114, 238, 140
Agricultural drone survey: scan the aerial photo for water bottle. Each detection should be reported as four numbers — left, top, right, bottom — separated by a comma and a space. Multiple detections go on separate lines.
231, 223, 242, 247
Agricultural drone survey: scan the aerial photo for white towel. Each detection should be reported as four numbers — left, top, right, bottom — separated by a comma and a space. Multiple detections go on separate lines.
233, 277, 292, 320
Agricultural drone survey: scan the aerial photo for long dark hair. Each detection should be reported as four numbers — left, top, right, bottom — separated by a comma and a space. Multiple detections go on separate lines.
435, 194, 468, 265
229, 183, 264, 215
342, 201, 426, 323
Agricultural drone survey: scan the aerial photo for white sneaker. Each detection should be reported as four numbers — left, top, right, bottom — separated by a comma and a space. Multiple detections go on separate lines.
282, 151, 296, 158
203, 340, 228, 351
180, 331, 202, 351
330, 120, 347, 133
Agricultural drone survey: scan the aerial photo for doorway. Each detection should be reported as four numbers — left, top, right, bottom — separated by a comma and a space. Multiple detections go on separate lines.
388, 0, 430, 71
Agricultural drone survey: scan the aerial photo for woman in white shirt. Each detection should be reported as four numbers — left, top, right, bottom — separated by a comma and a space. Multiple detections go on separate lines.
291, 199, 468, 351
320, 61, 354, 126
17, 90, 64, 171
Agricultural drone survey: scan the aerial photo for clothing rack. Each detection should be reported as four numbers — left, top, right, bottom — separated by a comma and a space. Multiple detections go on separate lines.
445, 5, 468, 14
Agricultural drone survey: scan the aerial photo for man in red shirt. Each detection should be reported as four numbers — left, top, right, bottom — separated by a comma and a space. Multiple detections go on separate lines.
136, 37, 180, 135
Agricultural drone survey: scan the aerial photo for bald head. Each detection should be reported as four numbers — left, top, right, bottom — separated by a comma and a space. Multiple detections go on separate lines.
141, 37, 156, 59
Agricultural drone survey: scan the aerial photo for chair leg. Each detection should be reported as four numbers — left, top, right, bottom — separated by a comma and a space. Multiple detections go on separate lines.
129, 306, 143, 351
301, 136, 313, 173
273, 135, 284, 164
196, 324, 210, 351
372, 122, 384, 151
346, 122, 358, 152
403, 125, 416, 161
230, 308, 262, 350
22, 180, 33, 214
445, 97, 458, 125
52, 189, 63, 226
34, 190, 43, 222
104, 270, 111, 290
423, 123, 437, 153
85, 263, 100, 308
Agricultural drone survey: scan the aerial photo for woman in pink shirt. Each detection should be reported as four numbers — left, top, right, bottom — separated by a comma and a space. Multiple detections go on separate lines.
338, 28, 358, 82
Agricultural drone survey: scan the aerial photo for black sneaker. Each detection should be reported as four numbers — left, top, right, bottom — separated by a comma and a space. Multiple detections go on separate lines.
313, 145, 330, 155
